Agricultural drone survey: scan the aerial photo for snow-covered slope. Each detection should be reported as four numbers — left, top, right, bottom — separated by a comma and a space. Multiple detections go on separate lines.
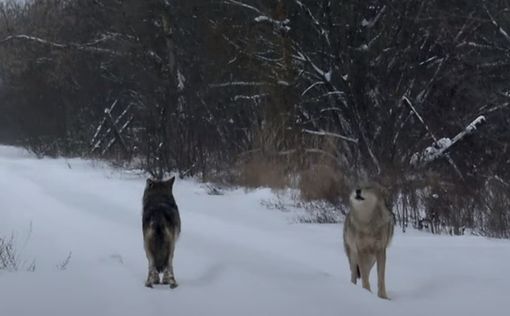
0, 145, 509, 316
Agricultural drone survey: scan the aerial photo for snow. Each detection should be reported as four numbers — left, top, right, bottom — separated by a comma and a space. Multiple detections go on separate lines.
177, 70, 186, 91
324, 69, 332, 82
421, 137, 452, 158
1, 145, 509, 316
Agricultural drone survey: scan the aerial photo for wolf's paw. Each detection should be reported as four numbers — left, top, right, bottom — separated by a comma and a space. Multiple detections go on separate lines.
378, 291, 390, 300
163, 275, 178, 289
163, 274, 178, 289
147, 271, 160, 286
162, 272, 175, 284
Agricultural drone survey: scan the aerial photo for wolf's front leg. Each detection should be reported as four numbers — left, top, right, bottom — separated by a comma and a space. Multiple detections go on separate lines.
359, 253, 372, 292
376, 249, 389, 299
347, 250, 359, 285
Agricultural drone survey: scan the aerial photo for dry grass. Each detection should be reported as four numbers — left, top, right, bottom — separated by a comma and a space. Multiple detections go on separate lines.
235, 158, 291, 189
0, 235, 19, 271
0, 234, 35, 272
298, 164, 348, 204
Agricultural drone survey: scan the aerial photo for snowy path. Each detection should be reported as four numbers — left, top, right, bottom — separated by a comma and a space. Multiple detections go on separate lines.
0, 146, 509, 316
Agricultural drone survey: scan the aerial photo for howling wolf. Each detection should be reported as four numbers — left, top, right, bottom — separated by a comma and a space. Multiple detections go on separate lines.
343, 182, 394, 299
142, 177, 181, 289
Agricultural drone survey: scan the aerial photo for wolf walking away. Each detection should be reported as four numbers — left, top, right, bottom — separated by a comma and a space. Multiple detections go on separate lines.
142, 176, 181, 289
343, 182, 394, 299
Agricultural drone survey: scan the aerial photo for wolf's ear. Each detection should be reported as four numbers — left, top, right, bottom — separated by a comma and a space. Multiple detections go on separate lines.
146, 178, 154, 188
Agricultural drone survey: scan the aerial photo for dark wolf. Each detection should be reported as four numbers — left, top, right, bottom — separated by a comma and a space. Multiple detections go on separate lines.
142, 177, 181, 288
343, 182, 394, 299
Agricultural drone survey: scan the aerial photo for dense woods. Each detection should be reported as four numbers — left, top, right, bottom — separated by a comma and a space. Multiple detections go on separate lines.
0, 0, 509, 237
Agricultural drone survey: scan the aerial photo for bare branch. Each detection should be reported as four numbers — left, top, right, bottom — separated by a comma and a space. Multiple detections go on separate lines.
407, 92, 486, 174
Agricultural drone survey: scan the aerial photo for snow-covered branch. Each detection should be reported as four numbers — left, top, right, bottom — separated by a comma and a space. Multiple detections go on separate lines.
83, 32, 130, 47
90, 99, 118, 150
411, 115, 486, 167
403, 96, 465, 178
302, 129, 358, 144
233, 94, 268, 101
209, 81, 274, 88
223, 0, 263, 15
254, 15, 290, 32
361, 5, 386, 29
294, 0, 330, 46
402, 96, 437, 142
484, 5, 510, 45
0, 34, 124, 56
224, 1, 290, 33
292, 48, 333, 94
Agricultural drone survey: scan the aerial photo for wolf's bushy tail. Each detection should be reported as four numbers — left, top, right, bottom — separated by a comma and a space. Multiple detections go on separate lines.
151, 220, 171, 272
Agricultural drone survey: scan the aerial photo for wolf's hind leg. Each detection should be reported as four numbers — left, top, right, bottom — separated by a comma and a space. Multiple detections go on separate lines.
162, 267, 176, 288
162, 242, 178, 289
145, 256, 160, 288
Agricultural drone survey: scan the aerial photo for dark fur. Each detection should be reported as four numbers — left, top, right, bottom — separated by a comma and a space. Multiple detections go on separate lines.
142, 177, 181, 288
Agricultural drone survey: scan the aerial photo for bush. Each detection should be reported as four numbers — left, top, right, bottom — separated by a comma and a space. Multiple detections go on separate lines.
235, 158, 291, 190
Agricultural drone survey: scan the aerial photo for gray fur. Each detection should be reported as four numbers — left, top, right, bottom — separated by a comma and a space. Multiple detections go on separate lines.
343, 182, 394, 299
142, 176, 180, 289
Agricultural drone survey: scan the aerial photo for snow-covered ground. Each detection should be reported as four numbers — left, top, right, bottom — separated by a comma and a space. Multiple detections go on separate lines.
0, 145, 509, 316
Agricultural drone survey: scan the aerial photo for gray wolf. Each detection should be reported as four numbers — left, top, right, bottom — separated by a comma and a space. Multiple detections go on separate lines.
142, 176, 181, 288
343, 182, 394, 299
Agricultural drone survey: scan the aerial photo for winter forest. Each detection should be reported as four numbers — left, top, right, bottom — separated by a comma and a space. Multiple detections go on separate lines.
0, 0, 509, 237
